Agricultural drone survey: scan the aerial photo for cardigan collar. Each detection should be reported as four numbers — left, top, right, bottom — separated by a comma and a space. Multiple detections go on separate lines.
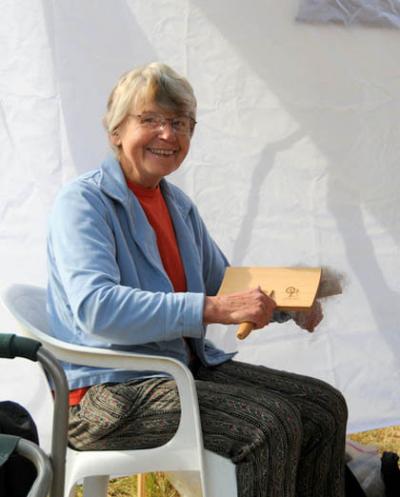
98, 154, 192, 218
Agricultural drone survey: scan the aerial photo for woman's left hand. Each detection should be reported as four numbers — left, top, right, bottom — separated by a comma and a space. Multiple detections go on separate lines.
292, 300, 323, 333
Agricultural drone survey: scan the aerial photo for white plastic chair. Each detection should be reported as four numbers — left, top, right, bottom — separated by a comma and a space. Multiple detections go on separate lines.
1, 284, 237, 497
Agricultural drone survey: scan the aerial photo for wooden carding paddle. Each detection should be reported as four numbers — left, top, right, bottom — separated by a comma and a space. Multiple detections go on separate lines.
217, 267, 322, 339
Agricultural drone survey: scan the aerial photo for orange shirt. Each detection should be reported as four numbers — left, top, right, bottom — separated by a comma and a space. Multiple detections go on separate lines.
127, 180, 187, 292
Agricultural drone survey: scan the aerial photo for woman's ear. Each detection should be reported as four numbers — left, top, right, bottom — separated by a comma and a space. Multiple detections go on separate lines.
110, 129, 121, 147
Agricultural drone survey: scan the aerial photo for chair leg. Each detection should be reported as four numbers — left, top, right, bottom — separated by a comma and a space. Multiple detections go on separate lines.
137, 473, 146, 497
82, 475, 109, 497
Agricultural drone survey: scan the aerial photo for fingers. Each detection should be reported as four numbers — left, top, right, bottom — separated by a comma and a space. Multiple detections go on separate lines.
203, 287, 276, 328
246, 287, 276, 329
294, 301, 323, 332
236, 288, 276, 339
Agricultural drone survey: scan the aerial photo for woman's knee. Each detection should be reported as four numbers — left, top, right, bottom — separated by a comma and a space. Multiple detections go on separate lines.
302, 380, 348, 446
247, 394, 303, 461
315, 379, 348, 426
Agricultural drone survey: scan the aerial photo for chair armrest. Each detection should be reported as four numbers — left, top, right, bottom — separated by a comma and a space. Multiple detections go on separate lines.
14, 325, 204, 457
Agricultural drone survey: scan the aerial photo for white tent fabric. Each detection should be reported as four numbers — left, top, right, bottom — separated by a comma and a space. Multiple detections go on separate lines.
1, 0, 399, 435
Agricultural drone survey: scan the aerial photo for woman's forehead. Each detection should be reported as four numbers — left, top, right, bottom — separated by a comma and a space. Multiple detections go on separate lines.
132, 100, 187, 116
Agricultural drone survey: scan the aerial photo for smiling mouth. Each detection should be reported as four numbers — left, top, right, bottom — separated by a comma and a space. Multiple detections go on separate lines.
147, 147, 177, 157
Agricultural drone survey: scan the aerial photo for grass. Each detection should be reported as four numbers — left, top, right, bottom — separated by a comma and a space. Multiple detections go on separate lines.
75, 472, 180, 497
73, 425, 400, 496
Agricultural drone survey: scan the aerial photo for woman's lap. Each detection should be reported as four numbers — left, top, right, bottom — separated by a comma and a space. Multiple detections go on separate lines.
68, 360, 347, 497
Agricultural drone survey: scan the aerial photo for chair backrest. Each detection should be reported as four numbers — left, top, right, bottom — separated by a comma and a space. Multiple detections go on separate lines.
2, 284, 50, 340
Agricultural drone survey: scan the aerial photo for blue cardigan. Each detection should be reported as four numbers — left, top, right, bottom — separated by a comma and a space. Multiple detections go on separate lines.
47, 155, 234, 389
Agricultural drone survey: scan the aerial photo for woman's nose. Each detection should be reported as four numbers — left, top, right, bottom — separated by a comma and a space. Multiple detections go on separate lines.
157, 121, 176, 139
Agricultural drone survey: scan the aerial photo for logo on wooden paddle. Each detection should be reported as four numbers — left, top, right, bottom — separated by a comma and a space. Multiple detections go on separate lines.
285, 286, 299, 299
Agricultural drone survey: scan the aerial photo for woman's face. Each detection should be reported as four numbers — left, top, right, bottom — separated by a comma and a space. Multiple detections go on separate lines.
112, 102, 192, 188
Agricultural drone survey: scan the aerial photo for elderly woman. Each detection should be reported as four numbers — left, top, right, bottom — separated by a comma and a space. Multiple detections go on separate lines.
47, 62, 347, 497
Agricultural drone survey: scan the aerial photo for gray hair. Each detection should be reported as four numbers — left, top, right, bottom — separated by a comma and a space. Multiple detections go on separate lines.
104, 62, 197, 153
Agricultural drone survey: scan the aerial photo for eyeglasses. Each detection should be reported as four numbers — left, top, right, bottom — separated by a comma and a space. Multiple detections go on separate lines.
129, 112, 196, 136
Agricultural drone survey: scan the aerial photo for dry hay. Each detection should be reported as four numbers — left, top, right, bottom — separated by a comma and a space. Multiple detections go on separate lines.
75, 427, 400, 496
349, 425, 400, 455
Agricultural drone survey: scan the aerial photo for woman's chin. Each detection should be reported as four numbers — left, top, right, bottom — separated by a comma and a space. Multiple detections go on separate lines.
146, 161, 179, 178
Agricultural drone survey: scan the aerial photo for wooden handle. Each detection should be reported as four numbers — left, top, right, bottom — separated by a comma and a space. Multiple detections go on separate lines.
236, 321, 254, 340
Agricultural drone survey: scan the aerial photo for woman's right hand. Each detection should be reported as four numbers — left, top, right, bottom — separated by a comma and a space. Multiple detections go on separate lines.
203, 287, 276, 329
